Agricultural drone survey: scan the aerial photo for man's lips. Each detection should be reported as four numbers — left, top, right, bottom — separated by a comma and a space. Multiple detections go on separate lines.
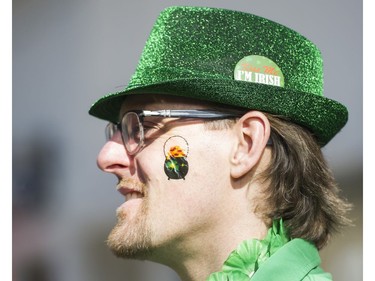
117, 186, 144, 202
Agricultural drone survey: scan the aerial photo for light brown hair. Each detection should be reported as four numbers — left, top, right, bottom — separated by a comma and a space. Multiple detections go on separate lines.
258, 114, 352, 249
205, 112, 352, 249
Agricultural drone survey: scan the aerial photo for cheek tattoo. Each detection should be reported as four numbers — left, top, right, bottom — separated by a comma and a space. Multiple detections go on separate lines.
163, 135, 189, 180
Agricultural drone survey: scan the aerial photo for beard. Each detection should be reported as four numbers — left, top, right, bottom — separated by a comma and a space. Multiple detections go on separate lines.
106, 180, 153, 259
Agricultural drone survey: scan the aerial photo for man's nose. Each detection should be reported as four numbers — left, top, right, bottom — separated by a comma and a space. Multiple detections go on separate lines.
97, 131, 131, 175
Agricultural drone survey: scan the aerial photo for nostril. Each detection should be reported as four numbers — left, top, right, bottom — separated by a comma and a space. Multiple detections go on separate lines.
105, 163, 128, 171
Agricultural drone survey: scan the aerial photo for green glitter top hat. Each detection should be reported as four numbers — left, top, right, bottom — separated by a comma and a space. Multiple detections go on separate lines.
89, 6, 348, 146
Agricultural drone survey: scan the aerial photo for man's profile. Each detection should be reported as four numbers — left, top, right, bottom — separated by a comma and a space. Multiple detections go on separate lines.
89, 6, 351, 281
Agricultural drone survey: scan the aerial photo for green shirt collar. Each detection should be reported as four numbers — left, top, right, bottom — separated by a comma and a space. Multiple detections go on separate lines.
207, 219, 290, 281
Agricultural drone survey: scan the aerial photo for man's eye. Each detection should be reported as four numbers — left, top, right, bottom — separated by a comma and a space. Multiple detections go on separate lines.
143, 122, 161, 138
144, 126, 156, 134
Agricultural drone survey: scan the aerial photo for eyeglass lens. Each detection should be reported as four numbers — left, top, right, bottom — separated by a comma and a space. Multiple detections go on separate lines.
105, 123, 117, 141
122, 112, 143, 154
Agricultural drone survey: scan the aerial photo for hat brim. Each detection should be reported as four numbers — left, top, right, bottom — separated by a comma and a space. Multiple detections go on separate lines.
89, 78, 348, 146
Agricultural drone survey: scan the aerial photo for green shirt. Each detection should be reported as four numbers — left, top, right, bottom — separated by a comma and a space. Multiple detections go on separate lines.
207, 220, 332, 281
251, 238, 332, 281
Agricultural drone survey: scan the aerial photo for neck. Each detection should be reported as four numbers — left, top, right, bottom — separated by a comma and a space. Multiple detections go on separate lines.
150, 213, 268, 281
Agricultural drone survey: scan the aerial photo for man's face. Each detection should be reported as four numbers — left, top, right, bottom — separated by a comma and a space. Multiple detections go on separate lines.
97, 95, 235, 262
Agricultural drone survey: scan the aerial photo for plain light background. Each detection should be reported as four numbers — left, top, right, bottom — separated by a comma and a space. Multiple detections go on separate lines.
11, 0, 363, 280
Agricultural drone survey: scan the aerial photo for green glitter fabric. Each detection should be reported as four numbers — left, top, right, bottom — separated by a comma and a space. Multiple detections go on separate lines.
89, 6, 348, 146
206, 219, 289, 280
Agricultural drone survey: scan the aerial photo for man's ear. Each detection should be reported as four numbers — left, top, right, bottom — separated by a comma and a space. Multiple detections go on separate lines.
230, 111, 271, 179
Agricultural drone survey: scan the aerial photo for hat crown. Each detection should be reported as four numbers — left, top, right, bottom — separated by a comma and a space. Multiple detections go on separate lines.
89, 6, 348, 146
127, 6, 323, 96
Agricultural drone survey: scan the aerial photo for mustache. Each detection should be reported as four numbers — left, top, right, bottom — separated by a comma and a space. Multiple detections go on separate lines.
116, 178, 147, 194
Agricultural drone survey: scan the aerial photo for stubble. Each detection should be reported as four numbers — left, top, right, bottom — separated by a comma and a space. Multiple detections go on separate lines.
107, 179, 152, 259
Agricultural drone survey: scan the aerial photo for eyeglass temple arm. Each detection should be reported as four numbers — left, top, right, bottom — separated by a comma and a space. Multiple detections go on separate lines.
141, 110, 242, 118
140, 110, 273, 145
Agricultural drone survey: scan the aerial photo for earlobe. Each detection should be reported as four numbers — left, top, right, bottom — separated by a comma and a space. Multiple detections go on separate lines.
230, 111, 271, 179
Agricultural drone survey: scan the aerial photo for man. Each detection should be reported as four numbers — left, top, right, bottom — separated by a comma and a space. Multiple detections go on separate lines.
89, 6, 351, 281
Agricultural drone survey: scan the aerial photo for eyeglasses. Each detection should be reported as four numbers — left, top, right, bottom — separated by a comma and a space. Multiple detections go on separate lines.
105, 109, 244, 155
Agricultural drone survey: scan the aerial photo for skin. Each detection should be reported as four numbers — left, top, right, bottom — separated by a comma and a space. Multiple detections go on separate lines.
97, 94, 272, 281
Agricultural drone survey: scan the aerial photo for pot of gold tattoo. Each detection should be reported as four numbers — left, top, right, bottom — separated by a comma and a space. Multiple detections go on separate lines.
163, 135, 189, 180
